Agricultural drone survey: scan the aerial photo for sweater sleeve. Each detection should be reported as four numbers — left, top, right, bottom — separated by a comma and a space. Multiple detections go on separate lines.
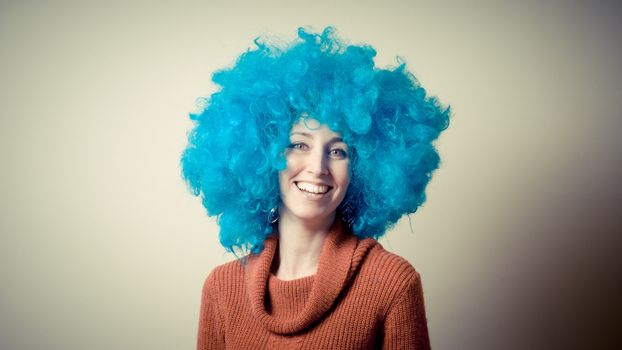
381, 272, 431, 349
196, 271, 226, 350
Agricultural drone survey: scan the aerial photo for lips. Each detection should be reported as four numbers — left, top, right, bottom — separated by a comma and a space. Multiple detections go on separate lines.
295, 181, 331, 194
294, 181, 332, 199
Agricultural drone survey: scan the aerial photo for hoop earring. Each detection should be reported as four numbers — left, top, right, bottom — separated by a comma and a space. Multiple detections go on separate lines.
268, 207, 279, 224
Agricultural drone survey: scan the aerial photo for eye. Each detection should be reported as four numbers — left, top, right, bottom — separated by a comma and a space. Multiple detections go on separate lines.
289, 142, 309, 151
329, 148, 348, 159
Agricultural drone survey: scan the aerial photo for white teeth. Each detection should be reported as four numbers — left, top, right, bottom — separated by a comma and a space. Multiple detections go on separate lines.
296, 182, 329, 194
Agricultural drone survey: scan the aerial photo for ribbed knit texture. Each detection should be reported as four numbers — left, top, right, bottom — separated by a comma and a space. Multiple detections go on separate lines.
197, 220, 430, 349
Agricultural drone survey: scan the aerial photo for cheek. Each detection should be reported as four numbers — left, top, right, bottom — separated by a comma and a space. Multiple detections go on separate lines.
285, 155, 306, 175
278, 171, 288, 188
279, 155, 300, 184
331, 162, 350, 187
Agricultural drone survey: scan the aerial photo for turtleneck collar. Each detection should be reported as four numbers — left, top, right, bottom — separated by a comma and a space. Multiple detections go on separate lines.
245, 218, 378, 334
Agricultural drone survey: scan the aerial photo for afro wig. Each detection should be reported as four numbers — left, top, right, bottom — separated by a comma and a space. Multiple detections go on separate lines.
181, 27, 450, 254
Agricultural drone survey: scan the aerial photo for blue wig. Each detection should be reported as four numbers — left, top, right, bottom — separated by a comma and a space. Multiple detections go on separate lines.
181, 27, 450, 254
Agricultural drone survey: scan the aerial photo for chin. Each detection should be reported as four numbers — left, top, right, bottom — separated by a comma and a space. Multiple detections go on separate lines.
290, 206, 336, 223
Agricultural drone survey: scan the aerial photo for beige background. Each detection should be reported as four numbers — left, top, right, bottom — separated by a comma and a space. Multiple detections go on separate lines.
1, 0, 620, 349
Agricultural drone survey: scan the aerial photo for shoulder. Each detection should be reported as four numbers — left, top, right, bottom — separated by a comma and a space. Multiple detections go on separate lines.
364, 241, 422, 282
356, 240, 424, 304
202, 258, 246, 294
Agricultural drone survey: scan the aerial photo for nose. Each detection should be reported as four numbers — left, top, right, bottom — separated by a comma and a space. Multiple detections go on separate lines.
306, 148, 329, 175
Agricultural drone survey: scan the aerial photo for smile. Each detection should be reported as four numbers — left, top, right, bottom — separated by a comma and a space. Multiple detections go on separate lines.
295, 181, 332, 197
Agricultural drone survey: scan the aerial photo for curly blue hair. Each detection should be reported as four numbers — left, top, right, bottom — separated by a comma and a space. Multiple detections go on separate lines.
181, 27, 450, 254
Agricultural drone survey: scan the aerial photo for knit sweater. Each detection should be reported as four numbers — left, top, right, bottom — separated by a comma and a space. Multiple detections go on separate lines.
197, 219, 431, 349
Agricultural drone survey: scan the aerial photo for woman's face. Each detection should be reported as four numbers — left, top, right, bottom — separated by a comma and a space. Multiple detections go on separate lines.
278, 117, 350, 226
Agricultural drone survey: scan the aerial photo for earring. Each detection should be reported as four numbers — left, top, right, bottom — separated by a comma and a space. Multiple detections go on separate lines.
340, 201, 356, 229
268, 207, 279, 224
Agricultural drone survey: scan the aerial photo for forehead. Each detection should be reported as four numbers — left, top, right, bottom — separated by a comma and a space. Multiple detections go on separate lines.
290, 117, 342, 139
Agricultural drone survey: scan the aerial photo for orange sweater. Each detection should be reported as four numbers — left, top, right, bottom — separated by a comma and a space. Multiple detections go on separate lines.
197, 220, 431, 349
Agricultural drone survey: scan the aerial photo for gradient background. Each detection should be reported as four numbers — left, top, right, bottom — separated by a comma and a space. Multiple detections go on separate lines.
1, 0, 621, 349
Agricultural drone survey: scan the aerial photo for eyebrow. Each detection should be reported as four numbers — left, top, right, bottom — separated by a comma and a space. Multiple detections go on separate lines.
290, 132, 344, 144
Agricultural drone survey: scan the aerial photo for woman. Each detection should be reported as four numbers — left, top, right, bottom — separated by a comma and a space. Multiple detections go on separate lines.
181, 27, 450, 349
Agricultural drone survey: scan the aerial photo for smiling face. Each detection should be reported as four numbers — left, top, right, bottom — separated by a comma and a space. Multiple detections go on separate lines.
278, 117, 350, 227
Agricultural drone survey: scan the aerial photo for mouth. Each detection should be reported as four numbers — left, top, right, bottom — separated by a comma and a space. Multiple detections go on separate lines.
294, 181, 333, 199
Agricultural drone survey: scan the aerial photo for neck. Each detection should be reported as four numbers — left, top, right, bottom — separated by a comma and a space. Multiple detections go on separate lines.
273, 209, 336, 280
